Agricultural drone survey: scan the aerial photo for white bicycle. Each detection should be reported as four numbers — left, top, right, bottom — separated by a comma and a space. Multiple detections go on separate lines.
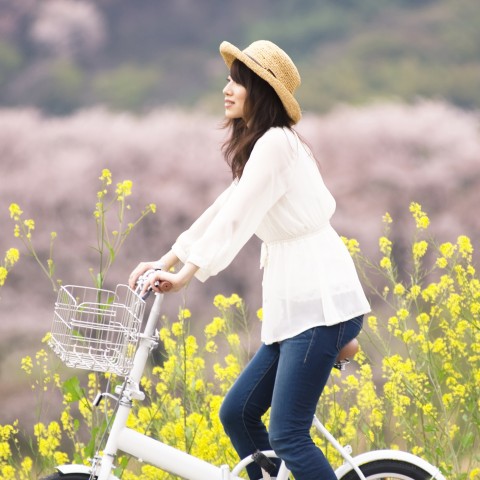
42, 273, 446, 480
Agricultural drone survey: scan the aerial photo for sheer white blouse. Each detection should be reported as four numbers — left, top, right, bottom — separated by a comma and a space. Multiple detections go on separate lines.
172, 127, 370, 344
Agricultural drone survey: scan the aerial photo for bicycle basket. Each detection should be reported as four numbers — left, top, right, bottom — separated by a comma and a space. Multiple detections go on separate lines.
48, 285, 146, 375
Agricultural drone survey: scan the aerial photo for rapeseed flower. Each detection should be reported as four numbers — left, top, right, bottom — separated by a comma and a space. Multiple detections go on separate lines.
8, 203, 22, 220
409, 202, 430, 229
379, 236, 392, 255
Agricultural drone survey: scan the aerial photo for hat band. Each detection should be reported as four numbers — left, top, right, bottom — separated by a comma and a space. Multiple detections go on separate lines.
244, 53, 277, 79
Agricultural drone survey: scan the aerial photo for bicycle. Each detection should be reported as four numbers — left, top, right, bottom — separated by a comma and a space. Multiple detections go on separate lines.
42, 271, 446, 480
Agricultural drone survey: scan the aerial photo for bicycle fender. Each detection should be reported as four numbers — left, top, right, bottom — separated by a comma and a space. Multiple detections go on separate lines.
55, 463, 120, 479
334, 449, 446, 480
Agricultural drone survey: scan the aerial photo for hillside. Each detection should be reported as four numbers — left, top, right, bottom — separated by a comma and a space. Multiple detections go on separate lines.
0, 0, 479, 114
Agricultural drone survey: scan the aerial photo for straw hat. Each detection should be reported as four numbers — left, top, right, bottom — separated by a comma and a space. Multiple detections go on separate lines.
219, 40, 302, 124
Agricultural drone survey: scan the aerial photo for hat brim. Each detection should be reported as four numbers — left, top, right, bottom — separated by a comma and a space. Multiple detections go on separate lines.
220, 41, 301, 124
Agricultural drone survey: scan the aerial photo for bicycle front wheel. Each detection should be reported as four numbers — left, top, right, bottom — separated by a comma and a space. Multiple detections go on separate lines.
338, 459, 434, 480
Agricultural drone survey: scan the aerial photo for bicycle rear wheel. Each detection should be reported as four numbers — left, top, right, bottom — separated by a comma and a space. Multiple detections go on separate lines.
338, 459, 434, 480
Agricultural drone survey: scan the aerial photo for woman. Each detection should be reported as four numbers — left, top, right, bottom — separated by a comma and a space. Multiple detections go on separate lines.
129, 40, 370, 480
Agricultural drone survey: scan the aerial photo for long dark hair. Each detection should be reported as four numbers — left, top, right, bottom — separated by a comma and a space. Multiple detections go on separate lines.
222, 60, 293, 179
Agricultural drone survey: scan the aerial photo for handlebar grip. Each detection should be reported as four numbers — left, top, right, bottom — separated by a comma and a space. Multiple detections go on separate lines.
155, 280, 172, 292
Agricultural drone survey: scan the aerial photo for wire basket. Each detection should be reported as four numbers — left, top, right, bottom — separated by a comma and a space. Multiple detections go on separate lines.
49, 285, 146, 376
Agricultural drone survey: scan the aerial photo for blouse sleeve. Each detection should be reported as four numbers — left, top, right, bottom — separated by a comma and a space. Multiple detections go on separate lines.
172, 183, 235, 264
178, 128, 296, 282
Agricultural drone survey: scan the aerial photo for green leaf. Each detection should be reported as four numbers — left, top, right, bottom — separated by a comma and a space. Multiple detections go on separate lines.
62, 376, 85, 402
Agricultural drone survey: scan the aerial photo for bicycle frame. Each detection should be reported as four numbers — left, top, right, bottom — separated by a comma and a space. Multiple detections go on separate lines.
53, 292, 446, 480
87, 293, 231, 480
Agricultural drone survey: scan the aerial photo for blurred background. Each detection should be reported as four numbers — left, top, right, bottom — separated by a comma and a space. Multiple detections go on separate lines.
1, 0, 479, 426
1, 0, 480, 114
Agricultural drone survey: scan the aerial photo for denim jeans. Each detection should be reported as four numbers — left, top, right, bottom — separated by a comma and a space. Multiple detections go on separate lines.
219, 315, 363, 480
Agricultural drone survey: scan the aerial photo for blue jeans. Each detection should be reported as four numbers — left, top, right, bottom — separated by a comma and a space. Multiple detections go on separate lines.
219, 315, 363, 480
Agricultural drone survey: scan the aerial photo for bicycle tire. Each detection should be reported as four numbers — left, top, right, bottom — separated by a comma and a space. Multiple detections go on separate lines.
41, 474, 94, 480
338, 459, 433, 480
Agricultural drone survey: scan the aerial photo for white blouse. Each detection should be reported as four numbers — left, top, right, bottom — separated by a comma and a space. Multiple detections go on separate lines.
172, 127, 370, 344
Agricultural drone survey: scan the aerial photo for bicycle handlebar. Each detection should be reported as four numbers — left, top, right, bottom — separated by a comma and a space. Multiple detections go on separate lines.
155, 279, 173, 292
136, 268, 173, 300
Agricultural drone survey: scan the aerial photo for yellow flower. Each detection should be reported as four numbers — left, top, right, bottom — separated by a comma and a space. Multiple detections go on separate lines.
415, 313, 430, 328
469, 468, 480, 479
457, 235, 473, 259
409, 284, 421, 299
367, 315, 378, 333
227, 333, 240, 347
388, 316, 399, 329
382, 212, 393, 224
21, 355, 33, 374
412, 445, 424, 456
4, 248, 20, 267
379, 236, 392, 255
33, 422, 45, 437
116, 180, 133, 199
393, 283, 405, 296
214, 293, 243, 309
213, 294, 228, 309
171, 321, 183, 337
1, 465, 15, 479
0, 440, 11, 459
99, 168, 112, 185
205, 340, 217, 353
24, 218, 35, 231
380, 256, 392, 270
0, 267, 7, 287
184, 335, 198, 356
344, 374, 359, 389
402, 329, 415, 344
21, 457, 33, 474
54, 451, 69, 465
9, 203, 23, 219
204, 316, 225, 338
342, 237, 361, 255
439, 242, 455, 258
436, 257, 448, 268
412, 240, 428, 261
409, 202, 430, 230
0, 423, 17, 441
421, 403, 435, 415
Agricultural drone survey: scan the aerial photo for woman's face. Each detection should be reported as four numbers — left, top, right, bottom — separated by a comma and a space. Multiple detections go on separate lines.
223, 75, 247, 120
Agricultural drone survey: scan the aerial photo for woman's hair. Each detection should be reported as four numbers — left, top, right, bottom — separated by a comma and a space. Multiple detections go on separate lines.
222, 60, 293, 179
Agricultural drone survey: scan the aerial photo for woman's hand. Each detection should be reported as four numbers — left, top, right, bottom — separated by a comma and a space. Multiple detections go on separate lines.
139, 269, 185, 296
139, 263, 199, 297
128, 251, 181, 290
128, 260, 163, 290
129, 257, 199, 297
